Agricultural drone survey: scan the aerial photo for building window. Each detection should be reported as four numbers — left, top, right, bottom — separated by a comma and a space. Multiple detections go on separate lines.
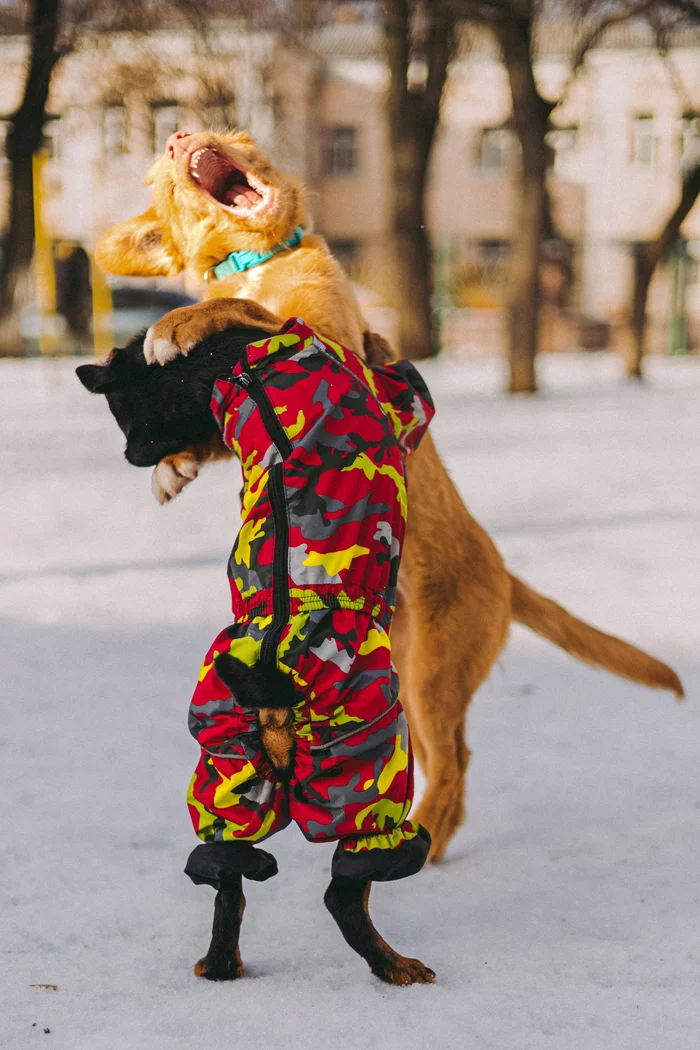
631, 115, 658, 168
478, 240, 509, 264
680, 114, 700, 173
548, 126, 579, 175
323, 127, 359, 177
328, 238, 359, 272
103, 105, 128, 155
151, 103, 180, 155
478, 128, 511, 177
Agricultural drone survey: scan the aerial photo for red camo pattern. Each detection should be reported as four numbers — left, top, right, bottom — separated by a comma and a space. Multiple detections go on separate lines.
187, 319, 435, 857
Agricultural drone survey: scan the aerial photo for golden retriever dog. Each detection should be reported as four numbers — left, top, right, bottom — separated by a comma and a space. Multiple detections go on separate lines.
95, 129, 683, 862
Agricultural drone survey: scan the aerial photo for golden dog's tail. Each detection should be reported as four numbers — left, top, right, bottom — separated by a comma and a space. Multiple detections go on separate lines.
508, 575, 684, 698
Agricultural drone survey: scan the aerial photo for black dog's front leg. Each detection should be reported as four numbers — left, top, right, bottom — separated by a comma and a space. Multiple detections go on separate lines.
324, 876, 435, 986
194, 874, 246, 981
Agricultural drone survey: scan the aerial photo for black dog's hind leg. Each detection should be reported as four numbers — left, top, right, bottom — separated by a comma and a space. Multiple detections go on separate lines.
195, 874, 246, 981
185, 841, 277, 981
324, 877, 435, 986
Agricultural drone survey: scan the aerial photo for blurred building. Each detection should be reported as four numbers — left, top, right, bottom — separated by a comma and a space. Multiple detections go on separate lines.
0, 16, 699, 353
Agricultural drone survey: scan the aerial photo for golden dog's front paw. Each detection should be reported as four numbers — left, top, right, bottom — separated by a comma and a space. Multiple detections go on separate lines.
151, 454, 200, 504
144, 305, 202, 365
144, 299, 282, 367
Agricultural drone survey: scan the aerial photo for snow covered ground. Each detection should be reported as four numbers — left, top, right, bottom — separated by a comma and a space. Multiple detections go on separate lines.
1, 351, 698, 1050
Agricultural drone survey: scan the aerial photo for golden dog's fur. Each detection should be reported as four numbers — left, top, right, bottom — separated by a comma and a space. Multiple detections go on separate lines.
96, 130, 683, 862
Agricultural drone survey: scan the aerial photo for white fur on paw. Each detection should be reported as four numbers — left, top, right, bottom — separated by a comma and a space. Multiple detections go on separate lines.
143, 325, 158, 364
151, 460, 198, 505
144, 325, 191, 366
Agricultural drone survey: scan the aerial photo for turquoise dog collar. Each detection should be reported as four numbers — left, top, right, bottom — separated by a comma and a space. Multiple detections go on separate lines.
205, 226, 305, 282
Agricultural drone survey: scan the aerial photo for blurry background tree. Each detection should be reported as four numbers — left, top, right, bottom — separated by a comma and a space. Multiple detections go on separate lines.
628, 158, 700, 376
0, 0, 65, 354
0, 0, 461, 362
1, 0, 699, 382
310, 0, 700, 380
624, 5, 700, 376
456, 0, 700, 391
380, 0, 458, 359
0, 0, 238, 356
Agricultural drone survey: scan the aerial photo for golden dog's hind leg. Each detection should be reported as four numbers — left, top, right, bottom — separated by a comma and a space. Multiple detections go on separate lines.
393, 436, 512, 862
398, 631, 474, 864
390, 592, 429, 774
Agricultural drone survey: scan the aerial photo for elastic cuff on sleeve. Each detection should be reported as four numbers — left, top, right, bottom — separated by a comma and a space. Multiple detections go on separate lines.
185, 841, 278, 889
331, 825, 431, 882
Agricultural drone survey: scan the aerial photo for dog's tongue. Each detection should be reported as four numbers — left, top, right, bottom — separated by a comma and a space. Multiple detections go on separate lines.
192, 148, 263, 208
223, 185, 261, 208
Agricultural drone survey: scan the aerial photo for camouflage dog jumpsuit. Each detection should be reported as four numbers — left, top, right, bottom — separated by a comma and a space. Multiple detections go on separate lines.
185, 318, 435, 888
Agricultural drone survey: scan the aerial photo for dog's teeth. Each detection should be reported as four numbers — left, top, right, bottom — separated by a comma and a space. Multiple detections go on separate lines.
190, 148, 204, 178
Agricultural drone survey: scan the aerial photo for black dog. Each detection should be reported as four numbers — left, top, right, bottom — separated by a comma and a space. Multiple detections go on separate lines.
76, 325, 268, 467
77, 328, 436, 987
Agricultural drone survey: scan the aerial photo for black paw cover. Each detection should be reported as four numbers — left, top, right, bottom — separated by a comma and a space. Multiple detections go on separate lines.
331, 825, 431, 882
185, 841, 278, 889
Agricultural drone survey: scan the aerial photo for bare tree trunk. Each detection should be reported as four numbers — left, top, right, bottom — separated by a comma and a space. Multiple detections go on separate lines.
627, 247, 653, 379
508, 157, 547, 392
495, 5, 552, 394
0, 0, 63, 356
626, 161, 700, 379
391, 136, 435, 359
382, 0, 454, 360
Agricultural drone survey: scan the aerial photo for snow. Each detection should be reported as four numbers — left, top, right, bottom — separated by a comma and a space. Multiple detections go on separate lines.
1, 350, 698, 1050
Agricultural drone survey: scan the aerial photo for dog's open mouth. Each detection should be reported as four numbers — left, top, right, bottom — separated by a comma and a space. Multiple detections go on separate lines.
189, 147, 269, 212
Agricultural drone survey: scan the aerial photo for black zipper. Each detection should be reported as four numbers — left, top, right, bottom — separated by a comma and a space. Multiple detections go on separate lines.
260, 462, 290, 666
235, 363, 293, 459
235, 352, 291, 667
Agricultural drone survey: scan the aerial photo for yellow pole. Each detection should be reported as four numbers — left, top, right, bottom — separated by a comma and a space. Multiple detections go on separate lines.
32, 149, 57, 355
91, 255, 113, 361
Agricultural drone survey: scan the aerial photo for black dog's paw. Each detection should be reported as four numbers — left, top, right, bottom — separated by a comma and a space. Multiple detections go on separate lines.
371, 955, 436, 986
194, 953, 244, 981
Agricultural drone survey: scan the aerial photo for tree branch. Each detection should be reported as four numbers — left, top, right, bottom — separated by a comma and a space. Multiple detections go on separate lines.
417, 2, 458, 156
647, 10, 696, 110
424, 4, 457, 116
382, 0, 412, 143
654, 0, 700, 19
556, 0, 657, 110
645, 161, 700, 269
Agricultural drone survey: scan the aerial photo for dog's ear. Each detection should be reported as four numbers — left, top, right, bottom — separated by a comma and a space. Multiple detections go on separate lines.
94, 208, 183, 278
76, 363, 121, 394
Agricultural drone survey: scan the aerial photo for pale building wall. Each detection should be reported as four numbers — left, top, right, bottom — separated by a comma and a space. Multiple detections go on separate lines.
580, 47, 700, 321
314, 58, 390, 301
1, 22, 699, 349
